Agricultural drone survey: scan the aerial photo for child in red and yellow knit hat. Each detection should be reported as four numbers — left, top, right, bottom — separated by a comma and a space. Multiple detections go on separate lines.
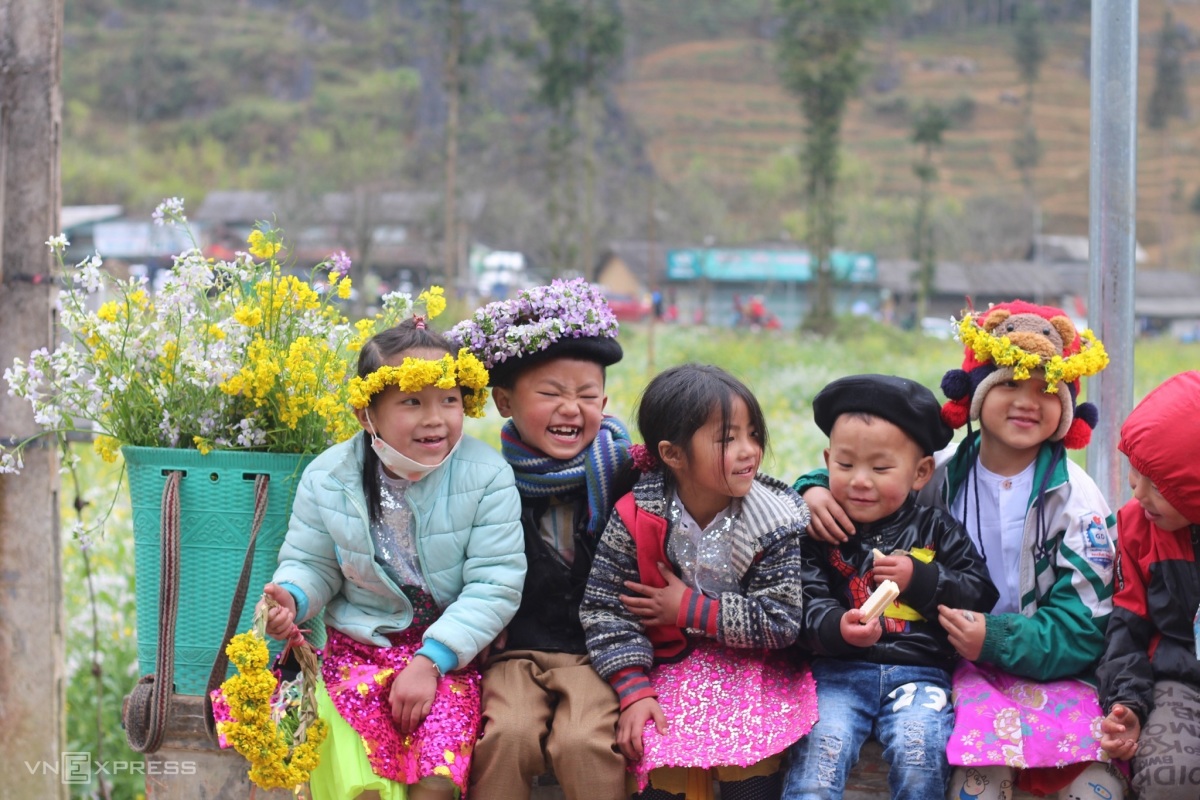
938, 299, 1108, 449
795, 298, 1126, 800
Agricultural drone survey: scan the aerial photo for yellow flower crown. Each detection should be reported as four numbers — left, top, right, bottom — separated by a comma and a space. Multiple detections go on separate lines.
348, 348, 490, 418
957, 313, 1110, 393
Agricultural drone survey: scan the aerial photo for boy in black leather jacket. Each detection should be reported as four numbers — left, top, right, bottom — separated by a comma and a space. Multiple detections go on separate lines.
782, 374, 998, 800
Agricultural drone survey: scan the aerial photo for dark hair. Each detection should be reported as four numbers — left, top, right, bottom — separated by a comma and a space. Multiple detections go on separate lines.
358, 319, 457, 524
636, 363, 768, 488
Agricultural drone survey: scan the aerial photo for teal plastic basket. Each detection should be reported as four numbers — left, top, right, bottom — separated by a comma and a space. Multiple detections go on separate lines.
125, 447, 323, 696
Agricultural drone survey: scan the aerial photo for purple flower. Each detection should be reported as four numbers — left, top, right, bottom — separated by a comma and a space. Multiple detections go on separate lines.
447, 278, 619, 369
329, 250, 351, 279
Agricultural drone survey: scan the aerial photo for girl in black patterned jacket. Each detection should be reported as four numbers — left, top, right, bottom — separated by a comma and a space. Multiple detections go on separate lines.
580, 363, 817, 800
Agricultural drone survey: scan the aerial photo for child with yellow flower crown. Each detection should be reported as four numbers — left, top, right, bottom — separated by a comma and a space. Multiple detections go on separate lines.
797, 300, 1127, 800
259, 306, 526, 800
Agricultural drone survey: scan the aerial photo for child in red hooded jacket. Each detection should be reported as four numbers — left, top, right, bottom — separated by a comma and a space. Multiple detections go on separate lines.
1098, 371, 1200, 800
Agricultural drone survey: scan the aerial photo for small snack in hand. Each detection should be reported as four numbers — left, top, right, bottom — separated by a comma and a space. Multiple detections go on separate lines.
859, 579, 900, 622
872, 547, 886, 560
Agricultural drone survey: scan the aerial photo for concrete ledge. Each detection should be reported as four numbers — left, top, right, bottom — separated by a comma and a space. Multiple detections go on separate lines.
140, 694, 294, 799
530, 740, 1042, 799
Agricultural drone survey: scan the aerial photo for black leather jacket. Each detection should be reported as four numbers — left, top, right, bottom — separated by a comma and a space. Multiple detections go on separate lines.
799, 495, 999, 668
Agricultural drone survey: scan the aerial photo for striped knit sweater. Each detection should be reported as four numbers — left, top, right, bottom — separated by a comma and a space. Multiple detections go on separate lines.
580, 468, 809, 710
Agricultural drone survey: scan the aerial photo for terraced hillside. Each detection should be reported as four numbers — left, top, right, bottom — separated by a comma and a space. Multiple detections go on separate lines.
617, 1, 1200, 266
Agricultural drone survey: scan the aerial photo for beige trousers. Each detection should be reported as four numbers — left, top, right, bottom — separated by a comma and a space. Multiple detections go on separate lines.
469, 649, 626, 800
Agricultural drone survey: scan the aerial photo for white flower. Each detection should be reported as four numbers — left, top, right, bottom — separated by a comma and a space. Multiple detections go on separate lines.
77, 254, 105, 293
0, 449, 24, 473
46, 234, 69, 252
152, 197, 187, 227
58, 450, 82, 474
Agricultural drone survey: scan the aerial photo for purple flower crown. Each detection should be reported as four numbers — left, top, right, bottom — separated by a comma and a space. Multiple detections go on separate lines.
447, 278, 620, 370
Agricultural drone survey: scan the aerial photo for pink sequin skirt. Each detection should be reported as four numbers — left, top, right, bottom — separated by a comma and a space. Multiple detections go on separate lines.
631, 640, 818, 790
947, 661, 1108, 769
321, 627, 482, 793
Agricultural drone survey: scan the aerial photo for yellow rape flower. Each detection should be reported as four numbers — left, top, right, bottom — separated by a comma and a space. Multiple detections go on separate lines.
346, 348, 490, 417
957, 315, 1109, 392
93, 435, 121, 464
419, 286, 446, 319
219, 630, 327, 791
97, 301, 120, 322
234, 306, 263, 327
247, 229, 281, 260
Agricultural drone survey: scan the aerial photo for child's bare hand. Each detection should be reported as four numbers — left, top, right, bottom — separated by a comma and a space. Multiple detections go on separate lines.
621, 563, 686, 627
803, 486, 855, 544
616, 697, 667, 761
389, 655, 440, 734
840, 608, 882, 647
937, 605, 986, 661
260, 583, 297, 640
1100, 704, 1142, 760
872, 554, 914, 592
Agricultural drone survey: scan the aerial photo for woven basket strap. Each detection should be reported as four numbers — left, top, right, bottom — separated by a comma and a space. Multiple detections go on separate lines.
203, 474, 270, 743
125, 470, 182, 753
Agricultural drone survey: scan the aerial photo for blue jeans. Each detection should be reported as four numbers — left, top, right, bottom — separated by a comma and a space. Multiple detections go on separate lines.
781, 659, 953, 800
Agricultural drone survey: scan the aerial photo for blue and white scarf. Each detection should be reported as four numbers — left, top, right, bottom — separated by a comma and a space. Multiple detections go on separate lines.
501, 416, 633, 537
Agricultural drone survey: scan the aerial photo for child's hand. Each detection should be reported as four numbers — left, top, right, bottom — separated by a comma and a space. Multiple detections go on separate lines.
803, 486, 856, 543
872, 554, 914, 592
937, 605, 986, 661
1100, 704, 1142, 760
620, 563, 686, 627
840, 608, 882, 647
260, 583, 297, 641
616, 697, 668, 761
389, 655, 440, 734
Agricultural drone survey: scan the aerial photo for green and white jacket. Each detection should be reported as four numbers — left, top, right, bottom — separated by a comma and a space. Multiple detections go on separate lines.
920, 434, 1117, 683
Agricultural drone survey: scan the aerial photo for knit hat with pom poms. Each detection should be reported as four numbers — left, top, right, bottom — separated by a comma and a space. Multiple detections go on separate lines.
939, 300, 1108, 449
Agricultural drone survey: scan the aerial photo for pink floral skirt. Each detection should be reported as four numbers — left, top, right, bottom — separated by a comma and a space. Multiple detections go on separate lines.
947, 660, 1108, 769
631, 640, 818, 790
321, 627, 482, 793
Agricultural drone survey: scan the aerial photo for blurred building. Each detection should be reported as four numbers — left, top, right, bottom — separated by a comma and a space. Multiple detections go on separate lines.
597, 234, 1200, 338
194, 189, 485, 297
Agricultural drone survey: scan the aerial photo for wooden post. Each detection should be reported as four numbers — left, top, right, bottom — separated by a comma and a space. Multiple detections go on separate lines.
0, 1, 65, 799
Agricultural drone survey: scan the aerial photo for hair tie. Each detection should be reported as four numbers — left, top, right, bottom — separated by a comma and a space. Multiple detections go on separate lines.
414, 316, 426, 330
630, 443, 659, 472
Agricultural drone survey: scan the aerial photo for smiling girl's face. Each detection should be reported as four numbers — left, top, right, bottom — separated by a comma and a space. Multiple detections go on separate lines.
662, 395, 762, 529
355, 347, 465, 474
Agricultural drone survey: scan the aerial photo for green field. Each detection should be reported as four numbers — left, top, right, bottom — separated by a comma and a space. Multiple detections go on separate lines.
60, 324, 1198, 796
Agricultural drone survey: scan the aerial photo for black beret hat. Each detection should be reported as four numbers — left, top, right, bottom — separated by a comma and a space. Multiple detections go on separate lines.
487, 335, 623, 388
813, 374, 954, 455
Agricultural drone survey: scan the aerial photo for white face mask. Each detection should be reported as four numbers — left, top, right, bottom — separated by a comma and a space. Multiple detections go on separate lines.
364, 412, 461, 482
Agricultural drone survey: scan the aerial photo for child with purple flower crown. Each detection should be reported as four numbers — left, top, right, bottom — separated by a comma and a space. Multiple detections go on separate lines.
449, 278, 635, 800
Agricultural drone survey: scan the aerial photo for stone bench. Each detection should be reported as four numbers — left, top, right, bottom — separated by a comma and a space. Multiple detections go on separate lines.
529, 740, 1042, 799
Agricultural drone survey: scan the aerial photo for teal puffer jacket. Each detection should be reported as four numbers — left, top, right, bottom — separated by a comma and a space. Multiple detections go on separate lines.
274, 433, 526, 670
